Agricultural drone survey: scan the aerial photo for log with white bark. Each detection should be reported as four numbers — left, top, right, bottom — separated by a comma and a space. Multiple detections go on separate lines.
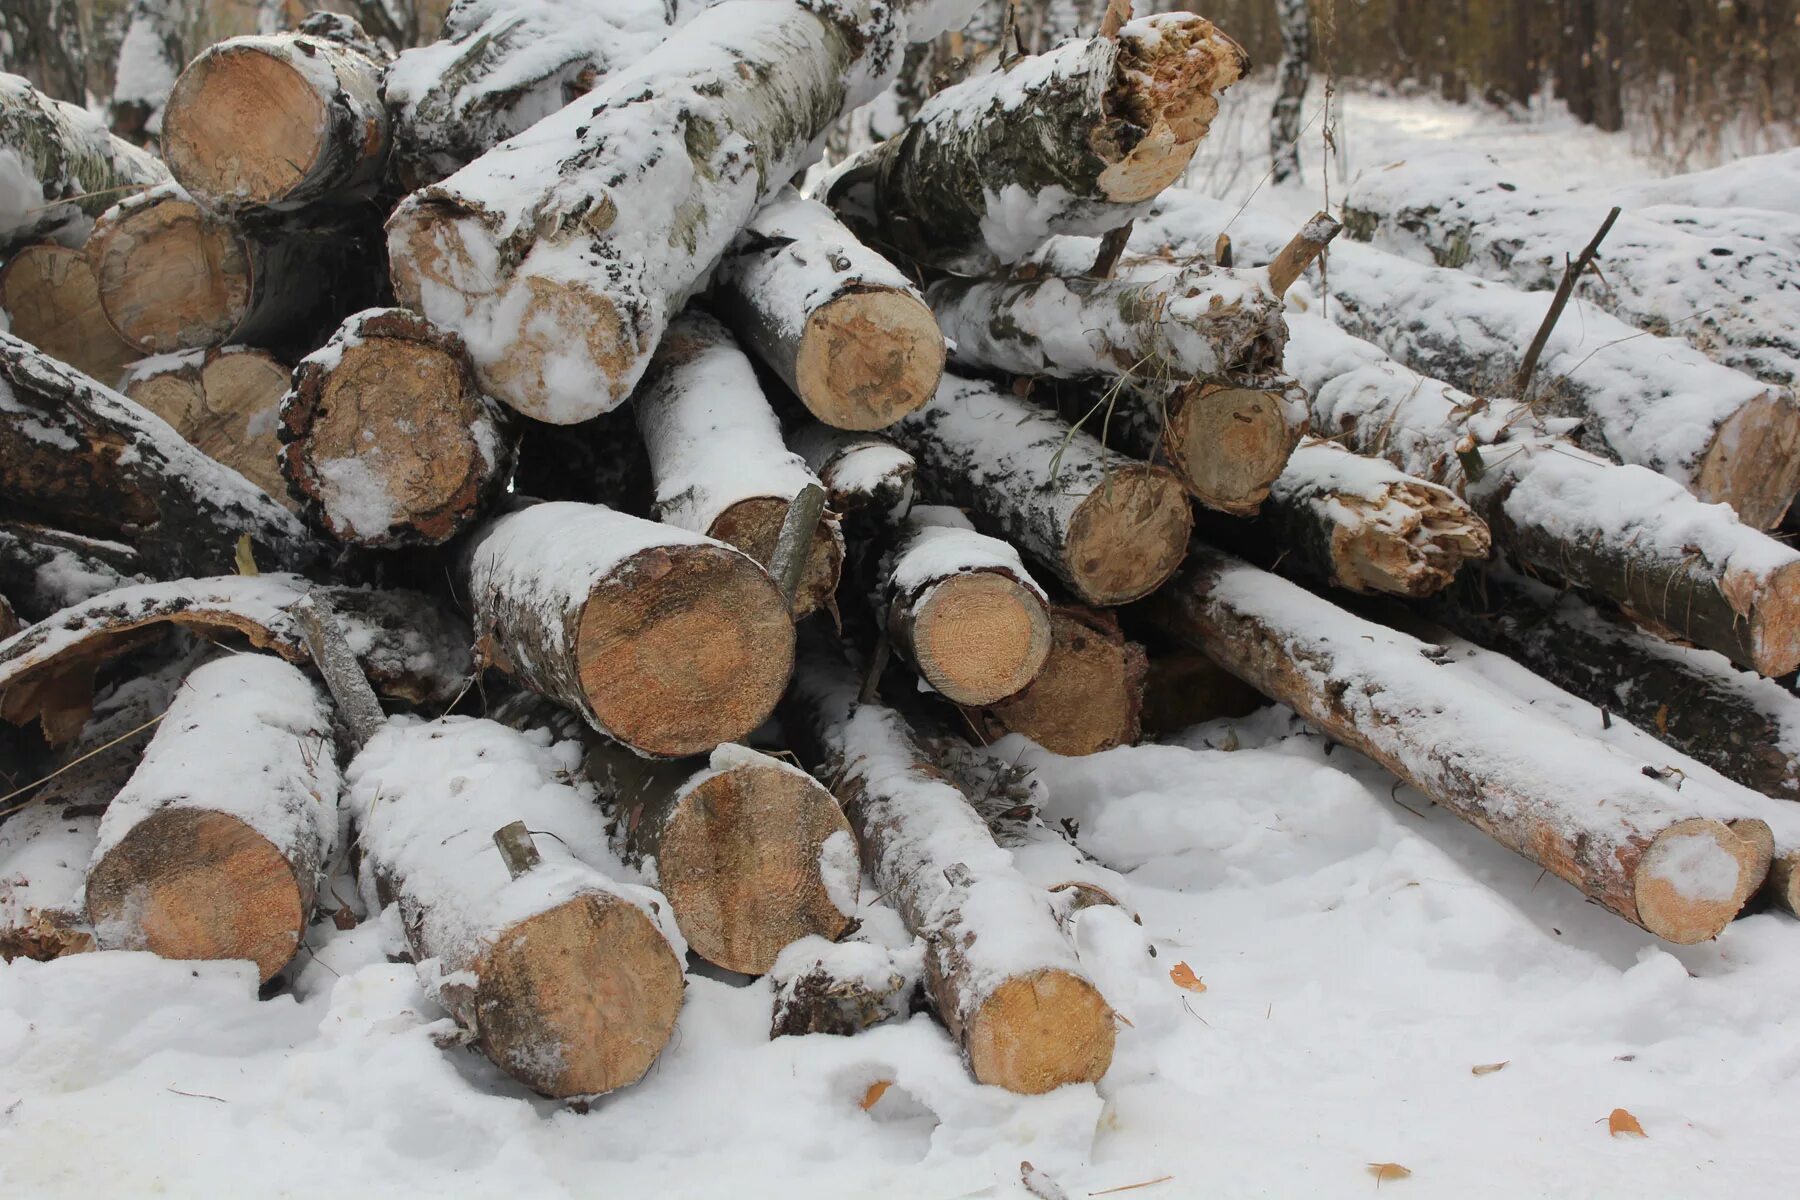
108, 0, 184, 143
1599, 148, 1800, 217
492, 692, 857, 975
121, 346, 295, 510
1132, 193, 1800, 529
709, 187, 943, 431
87, 183, 333, 355
824, 13, 1247, 273
1343, 155, 1800, 386
385, 0, 950, 424
1144, 548, 1771, 944
0, 331, 316, 578
881, 506, 1052, 706
769, 934, 924, 1038
0, 243, 139, 387
0, 72, 168, 251
346, 716, 686, 1097
0, 523, 143, 622
889, 372, 1191, 606
969, 603, 1146, 756
459, 502, 795, 758
280, 308, 514, 546
635, 312, 843, 618
783, 631, 1116, 1093
788, 422, 917, 527
85, 654, 339, 982
161, 28, 390, 219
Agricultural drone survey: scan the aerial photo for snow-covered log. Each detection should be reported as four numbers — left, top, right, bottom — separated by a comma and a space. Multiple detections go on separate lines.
824, 13, 1247, 273
85, 655, 339, 982
87, 183, 332, 355
459, 502, 795, 758
710, 187, 943, 431
784, 631, 1115, 1093
881, 506, 1052, 706
0, 243, 140, 387
122, 346, 295, 510
1600, 148, 1800, 217
346, 716, 686, 1098
280, 308, 513, 547
0, 331, 315, 579
386, 0, 927, 424
788, 423, 916, 527
635, 312, 843, 618
1, 0, 85, 104
108, 0, 184, 143
162, 28, 390, 219
493, 692, 857, 975
970, 604, 1145, 756
0, 524, 143, 621
769, 934, 923, 1037
891, 373, 1191, 605
0, 73, 168, 251
1343, 155, 1800, 386
1146, 548, 1771, 944
1253, 438, 1490, 597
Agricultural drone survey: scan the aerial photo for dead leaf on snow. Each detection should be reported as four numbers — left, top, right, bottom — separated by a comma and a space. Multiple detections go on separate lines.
1168, 962, 1206, 992
1367, 1162, 1411, 1185
1471, 1061, 1509, 1076
1607, 1108, 1647, 1138
859, 1080, 891, 1111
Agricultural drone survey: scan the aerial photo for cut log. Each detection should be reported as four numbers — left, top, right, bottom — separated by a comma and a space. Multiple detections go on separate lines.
0, 243, 139, 386
0, 523, 143, 621
161, 28, 390, 218
636, 312, 843, 618
1343, 155, 1800, 386
86, 654, 339, 982
0, 330, 315, 577
1139, 646, 1266, 736
824, 13, 1247, 272
890, 372, 1191, 605
1602, 149, 1800, 217
385, 0, 920, 424
108, 0, 185, 143
970, 604, 1146, 756
493, 692, 858, 975
281, 308, 514, 546
784, 631, 1116, 1093
0, 72, 168, 250
121, 346, 295, 509
1143, 548, 1769, 944
459, 502, 795, 758
769, 934, 923, 1037
1250, 437, 1490, 597
1132, 193, 1800, 529
710, 187, 943, 431
788, 423, 917, 527
882, 506, 1052, 706
346, 716, 685, 1097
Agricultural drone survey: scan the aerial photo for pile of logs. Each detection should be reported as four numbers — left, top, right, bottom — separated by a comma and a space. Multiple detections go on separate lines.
4, 0, 1800, 1109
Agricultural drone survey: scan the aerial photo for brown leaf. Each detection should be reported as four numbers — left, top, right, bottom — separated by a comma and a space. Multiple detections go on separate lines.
1470, 1061, 1509, 1076
859, 1080, 891, 1111
1607, 1108, 1647, 1138
1367, 1162, 1411, 1184
1654, 704, 1669, 734
1168, 962, 1206, 992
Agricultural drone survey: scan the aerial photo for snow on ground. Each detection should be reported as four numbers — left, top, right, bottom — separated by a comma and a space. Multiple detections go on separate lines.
4, 79, 1798, 1200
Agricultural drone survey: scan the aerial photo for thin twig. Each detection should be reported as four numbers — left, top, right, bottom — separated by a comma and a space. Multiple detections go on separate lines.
1512, 207, 1621, 397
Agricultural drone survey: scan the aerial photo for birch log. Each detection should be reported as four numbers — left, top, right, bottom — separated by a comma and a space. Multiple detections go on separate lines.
281, 308, 513, 546
971, 604, 1146, 755
459, 502, 795, 758
770, 934, 923, 1037
788, 423, 917, 527
0, 523, 143, 621
85, 655, 339, 982
635, 312, 843, 617
1144, 548, 1769, 944
784, 631, 1116, 1093
346, 716, 685, 1098
710, 187, 943, 431
824, 14, 1247, 272
108, 0, 185, 143
0, 73, 168, 251
121, 346, 295, 509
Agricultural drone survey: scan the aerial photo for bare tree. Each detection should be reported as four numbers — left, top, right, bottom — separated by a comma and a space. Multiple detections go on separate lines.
1270, 0, 1311, 184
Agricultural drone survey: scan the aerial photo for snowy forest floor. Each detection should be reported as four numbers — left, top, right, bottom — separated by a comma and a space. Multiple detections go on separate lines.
4, 80, 1795, 1200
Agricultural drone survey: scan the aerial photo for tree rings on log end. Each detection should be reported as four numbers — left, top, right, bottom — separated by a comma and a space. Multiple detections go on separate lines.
1768, 854, 1800, 918
476, 891, 684, 1098
795, 290, 945, 431
709, 496, 843, 619
659, 761, 856, 975
1100, 17, 1247, 203
86, 807, 306, 982
1741, 559, 1800, 678
1631, 817, 1765, 944
0, 245, 138, 387
909, 572, 1052, 706
964, 968, 1116, 1094
576, 544, 795, 757
1694, 390, 1800, 531
91, 196, 251, 353
978, 607, 1147, 756
1063, 467, 1191, 605
1165, 382, 1302, 516
165, 46, 327, 209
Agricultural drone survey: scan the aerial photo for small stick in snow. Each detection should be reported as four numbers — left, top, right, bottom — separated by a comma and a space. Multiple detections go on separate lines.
771, 484, 828, 612
1512, 206, 1622, 398
491, 822, 542, 880
291, 592, 386, 751
1088, 222, 1134, 279
1214, 232, 1233, 267
1265, 211, 1342, 298
1098, 0, 1133, 40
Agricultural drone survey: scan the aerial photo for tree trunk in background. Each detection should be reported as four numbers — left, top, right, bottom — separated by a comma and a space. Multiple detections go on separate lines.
1270, 0, 1310, 184
2, 0, 87, 103
1591, 0, 1624, 132
109, 0, 185, 143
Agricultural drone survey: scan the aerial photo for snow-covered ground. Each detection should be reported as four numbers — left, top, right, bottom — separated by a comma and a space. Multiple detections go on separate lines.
5, 80, 1798, 1200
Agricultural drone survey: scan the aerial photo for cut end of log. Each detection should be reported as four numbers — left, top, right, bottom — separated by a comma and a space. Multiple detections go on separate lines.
0, 245, 138, 387
1063, 466, 1192, 605
1165, 382, 1304, 515
1330, 481, 1491, 597
1694, 389, 1800, 531
708, 497, 843, 619
795, 290, 945, 431
1100, 16, 1248, 204
126, 350, 294, 509
1746, 559, 1800, 678
964, 968, 1116, 1093
1631, 817, 1763, 944
1768, 853, 1800, 919
476, 890, 684, 1098
164, 45, 327, 209
575, 544, 796, 757
909, 572, 1053, 706
980, 606, 1147, 755
93, 194, 249, 353
660, 761, 857, 975
86, 807, 305, 982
